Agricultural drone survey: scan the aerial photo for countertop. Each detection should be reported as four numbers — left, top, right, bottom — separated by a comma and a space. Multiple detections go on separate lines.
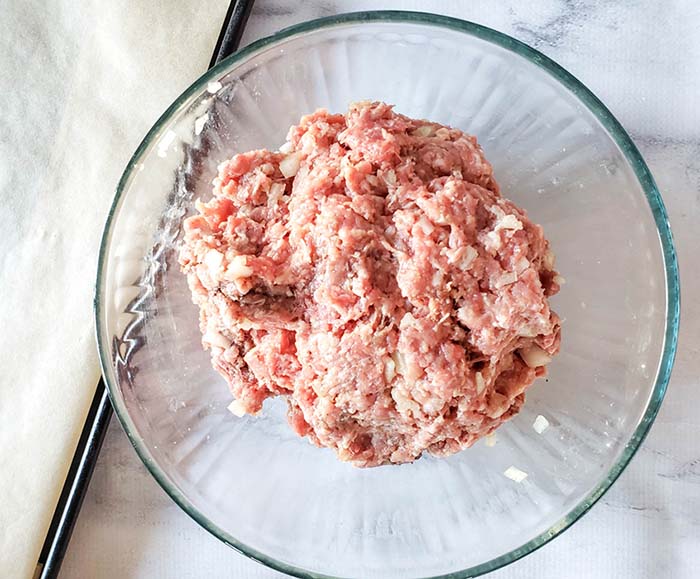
59, 1, 699, 577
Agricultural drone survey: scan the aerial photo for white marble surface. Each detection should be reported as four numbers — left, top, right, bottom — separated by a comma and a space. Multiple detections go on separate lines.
60, 1, 700, 578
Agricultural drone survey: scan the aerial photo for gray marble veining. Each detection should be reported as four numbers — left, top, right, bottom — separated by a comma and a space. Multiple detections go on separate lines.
60, 1, 699, 577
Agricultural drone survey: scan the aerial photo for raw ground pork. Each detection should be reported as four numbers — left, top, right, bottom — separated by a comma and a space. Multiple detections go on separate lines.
179, 102, 561, 467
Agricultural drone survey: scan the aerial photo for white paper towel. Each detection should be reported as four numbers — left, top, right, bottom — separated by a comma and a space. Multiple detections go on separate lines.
0, 1, 228, 577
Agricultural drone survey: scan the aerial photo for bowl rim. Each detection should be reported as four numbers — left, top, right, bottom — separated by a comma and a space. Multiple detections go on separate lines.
95, 10, 680, 579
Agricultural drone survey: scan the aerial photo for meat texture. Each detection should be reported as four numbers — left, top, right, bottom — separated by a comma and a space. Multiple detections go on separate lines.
179, 102, 561, 467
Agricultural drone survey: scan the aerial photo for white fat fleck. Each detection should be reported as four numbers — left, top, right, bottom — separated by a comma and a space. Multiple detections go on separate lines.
504, 466, 528, 483
194, 113, 209, 135
533, 414, 550, 434
157, 130, 176, 157
207, 81, 223, 94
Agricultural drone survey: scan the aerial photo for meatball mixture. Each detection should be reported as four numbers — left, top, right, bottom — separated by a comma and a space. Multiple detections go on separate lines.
179, 102, 561, 467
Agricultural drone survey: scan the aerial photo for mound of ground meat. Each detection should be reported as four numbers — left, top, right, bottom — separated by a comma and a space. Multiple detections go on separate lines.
179, 101, 561, 467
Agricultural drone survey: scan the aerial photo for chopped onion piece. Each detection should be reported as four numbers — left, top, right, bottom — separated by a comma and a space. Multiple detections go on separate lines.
544, 249, 556, 269
495, 271, 518, 288
383, 357, 396, 382
194, 113, 209, 136
227, 399, 246, 417
496, 214, 523, 231
489, 403, 509, 419
207, 81, 223, 94
435, 127, 451, 140
237, 318, 255, 331
484, 230, 502, 252
268, 182, 286, 206
157, 130, 176, 158
515, 257, 530, 274
458, 246, 478, 271
204, 249, 224, 274
392, 351, 407, 376
533, 414, 550, 434
278, 141, 293, 154
485, 433, 497, 447
519, 345, 552, 368
475, 371, 486, 395
225, 255, 253, 280
417, 217, 435, 235
518, 325, 538, 338
279, 152, 302, 178
504, 466, 528, 483
204, 327, 231, 349
411, 125, 434, 137
391, 387, 421, 415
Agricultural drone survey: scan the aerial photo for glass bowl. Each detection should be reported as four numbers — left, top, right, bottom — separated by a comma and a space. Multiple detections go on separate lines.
95, 11, 679, 579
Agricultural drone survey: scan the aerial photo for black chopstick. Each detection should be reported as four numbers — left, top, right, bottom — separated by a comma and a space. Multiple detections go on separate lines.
36, 384, 112, 579
210, 0, 255, 69
36, 2, 256, 577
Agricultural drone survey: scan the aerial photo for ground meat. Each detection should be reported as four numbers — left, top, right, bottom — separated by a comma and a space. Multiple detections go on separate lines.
179, 102, 561, 467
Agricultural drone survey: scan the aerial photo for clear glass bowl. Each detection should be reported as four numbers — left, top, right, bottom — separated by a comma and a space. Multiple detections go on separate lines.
96, 11, 679, 579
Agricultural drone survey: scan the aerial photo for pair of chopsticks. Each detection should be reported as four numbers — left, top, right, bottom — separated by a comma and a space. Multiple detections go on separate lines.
35, 2, 256, 577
